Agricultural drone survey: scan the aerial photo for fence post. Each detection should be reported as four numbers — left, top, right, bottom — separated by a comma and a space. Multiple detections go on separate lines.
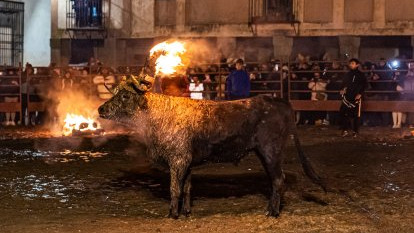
287, 60, 291, 101
19, 65, 22, 123
279, 61, 283, 99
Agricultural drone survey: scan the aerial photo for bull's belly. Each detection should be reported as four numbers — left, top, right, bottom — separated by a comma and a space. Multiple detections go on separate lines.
191, 138, 255, 165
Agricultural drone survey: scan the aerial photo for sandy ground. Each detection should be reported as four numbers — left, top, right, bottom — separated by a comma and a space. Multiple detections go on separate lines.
0, 125, 413, 233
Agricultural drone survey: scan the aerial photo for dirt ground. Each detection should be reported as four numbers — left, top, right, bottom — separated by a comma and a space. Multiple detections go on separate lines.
0, 125, 413, 233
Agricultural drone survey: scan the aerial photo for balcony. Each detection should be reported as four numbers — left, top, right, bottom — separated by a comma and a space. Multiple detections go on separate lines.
65, 0, 107, 39
249, 0, 296, 24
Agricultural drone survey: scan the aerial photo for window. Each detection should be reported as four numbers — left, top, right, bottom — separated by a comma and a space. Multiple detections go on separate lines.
0, 1, 24, 67
67, 0, 104, 28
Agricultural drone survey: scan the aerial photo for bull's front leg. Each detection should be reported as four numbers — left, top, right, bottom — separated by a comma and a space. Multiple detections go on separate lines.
168, 160, 190, 219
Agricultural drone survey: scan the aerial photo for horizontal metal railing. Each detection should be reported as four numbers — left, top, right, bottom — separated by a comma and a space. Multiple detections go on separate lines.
2, 60, 414, 126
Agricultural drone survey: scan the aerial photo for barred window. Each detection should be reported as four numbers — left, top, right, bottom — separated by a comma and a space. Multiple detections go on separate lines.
0, 1, 24, 67
67, 0, 103, 28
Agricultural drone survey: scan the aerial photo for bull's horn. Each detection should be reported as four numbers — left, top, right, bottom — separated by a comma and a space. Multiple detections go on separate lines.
129, 74, 153, 92
140, 75, 153, 89
104, 82, 115, 95
130, 74, 147, 92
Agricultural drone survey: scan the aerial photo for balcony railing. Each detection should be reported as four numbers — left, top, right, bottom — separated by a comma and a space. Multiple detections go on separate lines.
66, 0, 106, 30
249, 0, 296, 23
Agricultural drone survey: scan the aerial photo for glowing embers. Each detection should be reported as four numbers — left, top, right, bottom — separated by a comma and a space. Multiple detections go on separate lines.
150, 41, 186, 76
62, 113, 104, 136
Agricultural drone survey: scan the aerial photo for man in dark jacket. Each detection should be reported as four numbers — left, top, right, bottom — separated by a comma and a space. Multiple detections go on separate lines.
226, 59, 251, 100
340, 58, 368, 137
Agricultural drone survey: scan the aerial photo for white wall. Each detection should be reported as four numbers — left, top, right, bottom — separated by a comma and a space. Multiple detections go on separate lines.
21, 0, 51, 66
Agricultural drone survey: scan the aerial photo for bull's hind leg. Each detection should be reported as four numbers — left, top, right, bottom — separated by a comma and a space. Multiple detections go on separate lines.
255, 146, 285, 217
168, 160, 190, 219
182, 170, 192, 217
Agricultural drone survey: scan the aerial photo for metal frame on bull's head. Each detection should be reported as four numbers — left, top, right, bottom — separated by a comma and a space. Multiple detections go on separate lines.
104, 74, 154, 95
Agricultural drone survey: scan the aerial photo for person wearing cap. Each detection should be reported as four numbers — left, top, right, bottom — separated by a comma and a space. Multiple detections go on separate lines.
339, 58, 368, 137
225, 59, 250, 100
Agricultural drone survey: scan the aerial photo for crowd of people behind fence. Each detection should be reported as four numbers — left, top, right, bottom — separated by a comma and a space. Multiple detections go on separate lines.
2, 54, 414, 128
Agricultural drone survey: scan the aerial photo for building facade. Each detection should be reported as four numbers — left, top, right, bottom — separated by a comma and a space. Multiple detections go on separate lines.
50, 0, 414, 66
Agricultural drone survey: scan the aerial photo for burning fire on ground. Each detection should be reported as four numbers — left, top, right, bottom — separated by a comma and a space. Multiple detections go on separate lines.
47, 89, 104, 137
62, 114, 103, 136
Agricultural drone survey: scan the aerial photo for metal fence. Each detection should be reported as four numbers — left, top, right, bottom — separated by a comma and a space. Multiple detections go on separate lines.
3, 60, 414, 125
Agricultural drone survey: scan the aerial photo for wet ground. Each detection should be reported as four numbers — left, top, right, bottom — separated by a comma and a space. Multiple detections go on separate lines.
0, 126, 413, 233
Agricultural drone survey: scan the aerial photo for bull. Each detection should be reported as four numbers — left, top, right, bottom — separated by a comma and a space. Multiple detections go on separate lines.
98, 74, 325, 219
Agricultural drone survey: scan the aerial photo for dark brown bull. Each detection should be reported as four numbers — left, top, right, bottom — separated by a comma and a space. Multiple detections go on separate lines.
98, 75, 325, 218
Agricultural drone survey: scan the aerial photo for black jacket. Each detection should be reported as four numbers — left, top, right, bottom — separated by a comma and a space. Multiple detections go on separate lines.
342, 69, 368, 101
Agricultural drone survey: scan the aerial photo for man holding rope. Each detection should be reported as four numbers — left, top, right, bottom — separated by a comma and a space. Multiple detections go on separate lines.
340, 58, 368, 137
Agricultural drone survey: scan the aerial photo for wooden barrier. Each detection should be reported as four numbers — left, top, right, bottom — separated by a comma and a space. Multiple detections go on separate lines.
27, 102, 46, 112
0, 102, 21, 112
290, 100, 414, 112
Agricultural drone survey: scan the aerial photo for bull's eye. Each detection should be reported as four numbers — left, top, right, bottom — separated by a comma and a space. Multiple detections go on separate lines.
122, 94, 130, 100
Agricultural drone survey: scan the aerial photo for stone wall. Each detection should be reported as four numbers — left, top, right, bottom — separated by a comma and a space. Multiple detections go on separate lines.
186, 0, 249, 25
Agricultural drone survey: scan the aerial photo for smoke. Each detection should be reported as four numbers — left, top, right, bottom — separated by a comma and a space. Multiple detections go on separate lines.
183, 38, 222, 66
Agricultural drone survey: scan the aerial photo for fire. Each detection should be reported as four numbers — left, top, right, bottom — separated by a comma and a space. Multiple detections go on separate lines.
150, 41, 186, 76
62, 113, 101, 136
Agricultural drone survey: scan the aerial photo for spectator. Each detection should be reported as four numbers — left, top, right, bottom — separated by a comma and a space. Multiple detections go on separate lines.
339, 58, 368, 137
403, 62, 414, 127
374, 58, 393, 126
206, 65, 219, 100
62, 70, 74, 90
1, 69, 19, 126
226, 59, 250, 100
189, 76, 204, 100
216, 68, 227, 100
326, 61, 344, 125
308, 71, 328, 125
161, 75, 190, 97
391, 71, 405, 128
21, 63, 33, 125
202, 74, 213, 100
308, 72, 327, 101
268, 63, 281, 97
281, 64, 290, 100
259, 63, 271, 93
88, 57, 101, 74
249, 68, 261, 97
92, 67, 116, 100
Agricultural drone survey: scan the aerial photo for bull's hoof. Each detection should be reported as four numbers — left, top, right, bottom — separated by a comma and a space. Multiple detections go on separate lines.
183, 210, 191, 217
266, 210, 280, 218
168, 211, 179, 219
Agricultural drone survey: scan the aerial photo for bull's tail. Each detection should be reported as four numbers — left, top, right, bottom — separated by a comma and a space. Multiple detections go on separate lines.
291, 127, 327, 192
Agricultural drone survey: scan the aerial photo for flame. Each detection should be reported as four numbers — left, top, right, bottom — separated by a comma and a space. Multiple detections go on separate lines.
150, 41, 186, 76
62, 113, 101, 136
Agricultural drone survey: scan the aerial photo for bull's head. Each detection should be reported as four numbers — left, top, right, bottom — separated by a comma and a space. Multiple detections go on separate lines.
98, 74, 153, 121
